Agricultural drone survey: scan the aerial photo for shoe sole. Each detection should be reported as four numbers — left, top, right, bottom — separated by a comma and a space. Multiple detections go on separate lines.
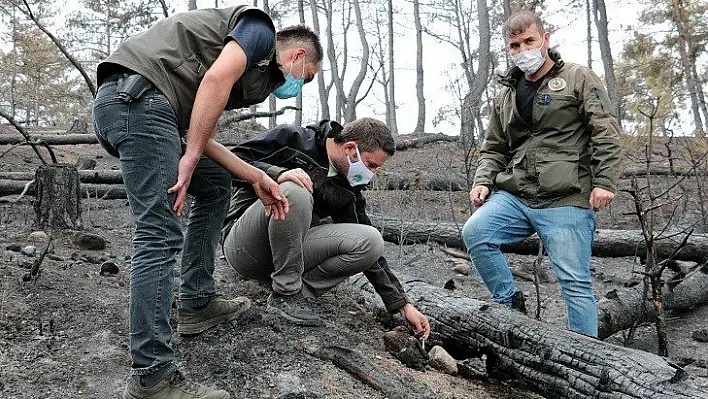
265, 304, 326, 327
177, 302, 251, 336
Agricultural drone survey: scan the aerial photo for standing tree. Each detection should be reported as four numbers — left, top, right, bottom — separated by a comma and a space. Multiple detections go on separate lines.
413, 0, 426, 133
309, 0, 329, 119
187, 0, 196, 11
592, 0, 620, 124
295, 0, 305, 125
386, 0, 397, 134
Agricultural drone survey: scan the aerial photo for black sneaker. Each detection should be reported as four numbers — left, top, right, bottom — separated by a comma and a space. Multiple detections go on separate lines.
266, 291, 325, 327
510, 291, 527, 315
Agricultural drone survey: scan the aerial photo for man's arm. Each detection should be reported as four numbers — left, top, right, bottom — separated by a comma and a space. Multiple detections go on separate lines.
472, 96, 510, 189
169, 40, 249, 213
579, 67, 622, 194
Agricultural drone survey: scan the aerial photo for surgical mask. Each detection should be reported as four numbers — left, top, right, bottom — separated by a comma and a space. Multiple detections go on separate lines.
346, 145, 374, 186
512, 38, 546, 75
273, 59, 304, 99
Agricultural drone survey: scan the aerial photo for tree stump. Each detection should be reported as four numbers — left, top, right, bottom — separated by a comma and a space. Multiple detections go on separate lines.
33, 164, 82, 230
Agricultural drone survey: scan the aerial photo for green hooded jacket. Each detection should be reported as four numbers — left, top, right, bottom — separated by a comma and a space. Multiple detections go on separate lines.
96, 6, 284, 134
473, 49, 622, 209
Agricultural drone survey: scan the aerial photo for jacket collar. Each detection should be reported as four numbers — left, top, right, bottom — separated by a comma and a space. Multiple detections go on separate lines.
498, 48, 565, 88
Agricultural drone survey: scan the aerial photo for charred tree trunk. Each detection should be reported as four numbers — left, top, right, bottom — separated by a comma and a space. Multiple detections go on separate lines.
370, 215, 708, 262
597, 262, 708, 339
1, 179, 126, 200
347, 276, 708, 398
33, 164, 82, 229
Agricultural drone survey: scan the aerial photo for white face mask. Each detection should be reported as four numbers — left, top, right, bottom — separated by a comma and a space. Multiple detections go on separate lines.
512, 38, 546, 75
346, 145, 374, 186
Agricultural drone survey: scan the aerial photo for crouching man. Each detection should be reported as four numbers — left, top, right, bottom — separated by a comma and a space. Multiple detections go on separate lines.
220, 118, 430, 337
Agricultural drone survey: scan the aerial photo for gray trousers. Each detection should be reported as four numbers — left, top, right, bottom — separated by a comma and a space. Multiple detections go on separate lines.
222, 182, 384, 297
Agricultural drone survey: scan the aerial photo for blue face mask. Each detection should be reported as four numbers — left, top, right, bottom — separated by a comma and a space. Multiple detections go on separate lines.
273, 59, 304, 99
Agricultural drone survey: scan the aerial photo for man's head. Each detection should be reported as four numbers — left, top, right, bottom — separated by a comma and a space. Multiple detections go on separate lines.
326, 118, 395, 186
276, 24, 323, 84
503, 11, 551, 76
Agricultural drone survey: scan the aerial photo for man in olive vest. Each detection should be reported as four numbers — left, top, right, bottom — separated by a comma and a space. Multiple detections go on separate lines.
462, 11, 622, 338
92, 6, 322, 399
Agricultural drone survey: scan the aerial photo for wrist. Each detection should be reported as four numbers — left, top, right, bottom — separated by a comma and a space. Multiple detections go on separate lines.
248, 169, 266, 186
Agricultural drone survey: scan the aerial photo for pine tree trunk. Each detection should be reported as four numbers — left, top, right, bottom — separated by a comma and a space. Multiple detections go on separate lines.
413, 0, 425, 133
33, 164, 82, 230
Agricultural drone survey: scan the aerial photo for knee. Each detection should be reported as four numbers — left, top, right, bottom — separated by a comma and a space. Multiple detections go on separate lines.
462, 216, 485, 250
350, 225, 385, 269
280, 181, 314, 210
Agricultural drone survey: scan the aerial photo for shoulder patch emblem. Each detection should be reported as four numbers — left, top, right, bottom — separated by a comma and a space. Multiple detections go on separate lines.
548, 77, 566, 91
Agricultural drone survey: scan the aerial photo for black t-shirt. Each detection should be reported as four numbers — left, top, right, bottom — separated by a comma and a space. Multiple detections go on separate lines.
225, 14, 275, 69
515, 77, 543, 125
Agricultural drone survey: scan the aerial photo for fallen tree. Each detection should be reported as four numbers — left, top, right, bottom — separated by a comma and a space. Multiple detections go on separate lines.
436, 245, 708, 340
347, 275, 708, 398
370, 215, 708, 262
597, 262, 708, 339
0, 133, 456, 151
0, 179, 126, 200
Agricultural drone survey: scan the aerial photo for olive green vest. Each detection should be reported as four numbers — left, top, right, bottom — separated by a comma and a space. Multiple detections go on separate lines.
97, 6, 284, 133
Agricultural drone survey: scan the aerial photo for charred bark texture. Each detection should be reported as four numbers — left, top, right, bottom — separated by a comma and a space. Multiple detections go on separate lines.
33, 164, 82, 229
347, 276, 708, 398
370, 215, 708, 262
597, 262, 708, 339
1, 179, 126, 200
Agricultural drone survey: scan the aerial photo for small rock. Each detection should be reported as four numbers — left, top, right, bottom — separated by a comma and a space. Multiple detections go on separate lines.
28, 231, 49, 243
84, 255, 103, 264
71, 252, 82, 261
111, 165, 120, 170
124, 255, 131, 261
70, 232, 107, 250
20, 259, 33, 269
6, 244, 21, 252
692, 329, 708, 343
21, 245, 37, 257
428, 346, 458, 375
100, 261, 120, 277
452, 264, 469, 276
46, 254, 65, 261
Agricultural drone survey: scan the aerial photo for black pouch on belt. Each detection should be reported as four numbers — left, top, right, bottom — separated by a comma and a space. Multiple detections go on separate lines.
116, 73, 153, 103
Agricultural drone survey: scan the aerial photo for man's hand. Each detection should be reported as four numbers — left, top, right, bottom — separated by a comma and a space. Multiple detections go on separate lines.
168, 153, 200, 216
400, 303, 430, 339
469, 185, 490, 207
277, 168, 313, 192
253, 171, 289, 221
589, 187, 615, 210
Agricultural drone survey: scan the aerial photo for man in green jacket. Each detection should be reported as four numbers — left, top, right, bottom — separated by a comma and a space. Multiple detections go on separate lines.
92, 6, 322, 399
462, 10, 622, 337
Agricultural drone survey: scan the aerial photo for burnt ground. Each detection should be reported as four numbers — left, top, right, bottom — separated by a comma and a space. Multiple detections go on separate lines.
1, 130, 708, 398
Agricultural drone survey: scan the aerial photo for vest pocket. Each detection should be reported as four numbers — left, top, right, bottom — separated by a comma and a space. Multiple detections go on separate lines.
536, 147, 581, 197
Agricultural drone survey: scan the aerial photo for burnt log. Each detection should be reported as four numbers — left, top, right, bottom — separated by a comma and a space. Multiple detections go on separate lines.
33, 164, 82, 229
394, 133, 458, 151
0, 179, 127, 200
370, 215, 708, 262
0, 133, 458, 151
370, 168, 702, 191
598, 262, 708, 339
0, 170, 124, 184
347, 276, 708, 398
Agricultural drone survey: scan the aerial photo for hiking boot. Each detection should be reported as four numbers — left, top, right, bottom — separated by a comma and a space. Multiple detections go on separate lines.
177, 296, 251, 335
266, 291, 325, 327
123, 370, 229, 399
509, 291, 527, 315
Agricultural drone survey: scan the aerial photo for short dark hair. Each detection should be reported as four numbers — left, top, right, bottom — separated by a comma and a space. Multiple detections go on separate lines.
276, 24, 323, 63
503, 10, 544, 38
333, 118, 395, 156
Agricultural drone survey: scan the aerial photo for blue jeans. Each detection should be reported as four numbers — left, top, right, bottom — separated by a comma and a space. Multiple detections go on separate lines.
461, 190, 597, 336
92, 73, 231, 377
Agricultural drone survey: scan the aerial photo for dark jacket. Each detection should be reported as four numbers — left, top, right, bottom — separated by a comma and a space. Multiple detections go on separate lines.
221, 120, 409, 313
97, 6, 284, 134
473, 49, 622, 209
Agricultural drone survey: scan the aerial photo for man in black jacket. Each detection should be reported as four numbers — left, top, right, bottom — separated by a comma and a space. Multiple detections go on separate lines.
221, 118, 430, 336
